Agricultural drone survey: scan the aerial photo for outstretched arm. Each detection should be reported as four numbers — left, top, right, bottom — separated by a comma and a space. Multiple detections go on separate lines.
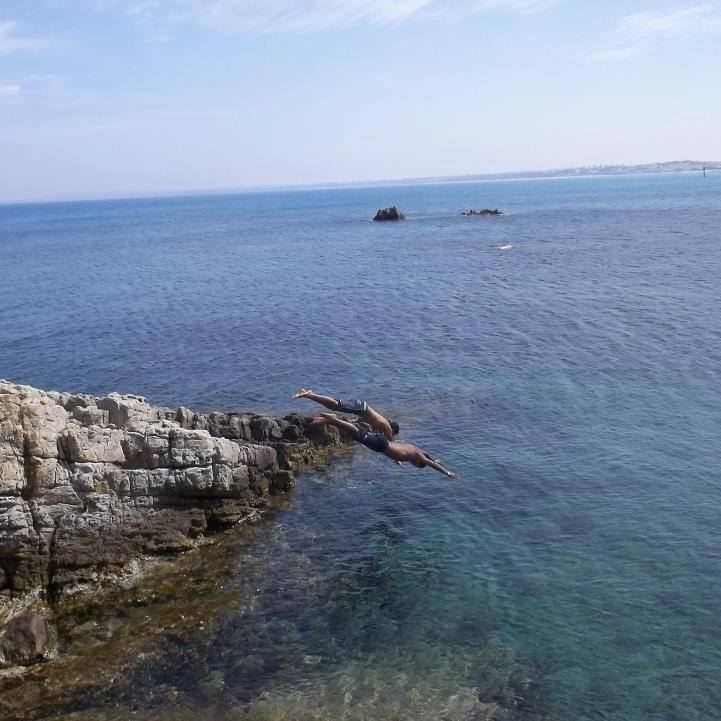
422, 454, 460, 480
291, 388, 341, 411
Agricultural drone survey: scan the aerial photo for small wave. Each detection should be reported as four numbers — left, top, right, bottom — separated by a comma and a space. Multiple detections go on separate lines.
494, 244, 513, 250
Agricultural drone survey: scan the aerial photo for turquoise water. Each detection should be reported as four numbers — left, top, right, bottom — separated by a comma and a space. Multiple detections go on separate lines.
2, 173, 721, 719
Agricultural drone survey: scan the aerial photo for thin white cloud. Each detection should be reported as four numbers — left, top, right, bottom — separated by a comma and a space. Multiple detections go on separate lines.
90, 0, 556, 33
0, 20, 44, 55
618, 3, 719, 34
587, 44, 645, 62
0, 84, 21, 98
585, 2, 721, 61
0, 75, 74, 111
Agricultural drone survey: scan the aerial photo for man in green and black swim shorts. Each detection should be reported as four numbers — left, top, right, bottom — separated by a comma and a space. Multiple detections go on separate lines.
291, 388, 399, 441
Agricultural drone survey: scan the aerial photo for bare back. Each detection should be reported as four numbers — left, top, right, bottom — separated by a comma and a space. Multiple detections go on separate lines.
383, 440, 459, 478
383, 441, 425, 464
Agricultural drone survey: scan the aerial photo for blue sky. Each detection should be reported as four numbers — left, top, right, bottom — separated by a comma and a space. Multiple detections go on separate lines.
1, 0, 720, 201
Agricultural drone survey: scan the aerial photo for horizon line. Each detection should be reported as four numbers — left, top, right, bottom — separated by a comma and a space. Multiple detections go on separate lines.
2, 159, 719, 207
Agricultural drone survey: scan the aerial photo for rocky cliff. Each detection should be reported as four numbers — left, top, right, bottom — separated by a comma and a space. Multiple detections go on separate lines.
0, 380, 349, 649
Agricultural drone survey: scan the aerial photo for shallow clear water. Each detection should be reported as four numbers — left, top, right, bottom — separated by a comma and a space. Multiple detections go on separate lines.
2, 173, 721, 720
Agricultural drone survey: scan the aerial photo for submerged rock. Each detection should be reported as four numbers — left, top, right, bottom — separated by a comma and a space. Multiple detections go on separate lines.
462, 208, 503, 216
0, 610, 49, 667
373, 206, 406, 221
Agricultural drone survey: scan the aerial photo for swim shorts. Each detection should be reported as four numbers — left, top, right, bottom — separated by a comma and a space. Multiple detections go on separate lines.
336, 398, 367, 415
354, 426, 390, 453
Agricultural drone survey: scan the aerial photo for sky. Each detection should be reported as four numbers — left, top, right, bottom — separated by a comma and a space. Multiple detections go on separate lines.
1, 0, 720, 202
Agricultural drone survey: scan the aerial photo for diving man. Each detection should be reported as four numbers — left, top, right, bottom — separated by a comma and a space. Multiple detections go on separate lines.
291, 388, 399, 440
312, 412, 460, 480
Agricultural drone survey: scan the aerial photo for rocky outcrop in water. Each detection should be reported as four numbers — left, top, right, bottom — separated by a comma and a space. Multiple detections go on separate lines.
0, 381, 349, 629
462, 208, 502, 216
373, 207, 405, 221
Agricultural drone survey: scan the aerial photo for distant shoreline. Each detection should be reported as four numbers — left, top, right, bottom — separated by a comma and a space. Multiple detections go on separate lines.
317, 160, 721, 190
3, 160, 718, 206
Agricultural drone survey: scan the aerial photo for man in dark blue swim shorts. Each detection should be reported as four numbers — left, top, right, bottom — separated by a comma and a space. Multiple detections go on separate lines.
353, 423, 390, 453
312, 413, 459, 479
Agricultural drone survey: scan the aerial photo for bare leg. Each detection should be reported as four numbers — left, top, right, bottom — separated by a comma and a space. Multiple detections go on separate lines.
290, 389, 341, 411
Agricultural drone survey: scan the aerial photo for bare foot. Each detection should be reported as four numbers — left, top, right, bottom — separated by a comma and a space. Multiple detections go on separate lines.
291, 388, 312, 400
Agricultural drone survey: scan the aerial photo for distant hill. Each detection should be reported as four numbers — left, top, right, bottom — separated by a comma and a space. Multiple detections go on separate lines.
350, 160, 721, 188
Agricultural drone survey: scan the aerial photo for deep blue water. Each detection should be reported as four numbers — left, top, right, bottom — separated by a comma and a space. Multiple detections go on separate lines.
2, 173, 721, 720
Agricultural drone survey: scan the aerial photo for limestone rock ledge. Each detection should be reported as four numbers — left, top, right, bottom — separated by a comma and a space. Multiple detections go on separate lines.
0, 380, 348, 613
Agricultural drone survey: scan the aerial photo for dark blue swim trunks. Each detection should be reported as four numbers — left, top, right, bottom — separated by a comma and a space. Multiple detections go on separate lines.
354, 425, 389, 453
336, 398, 367, 415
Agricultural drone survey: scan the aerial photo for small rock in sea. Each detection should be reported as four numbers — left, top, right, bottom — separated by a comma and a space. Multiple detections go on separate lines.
373, 206, 406, 221
462, 208, 502, 216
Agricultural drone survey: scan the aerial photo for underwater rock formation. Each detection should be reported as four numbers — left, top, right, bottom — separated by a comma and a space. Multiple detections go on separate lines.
0, 610, 49, 667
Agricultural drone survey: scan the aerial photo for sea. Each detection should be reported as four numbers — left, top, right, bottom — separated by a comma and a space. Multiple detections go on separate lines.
1, 172, 721, 720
